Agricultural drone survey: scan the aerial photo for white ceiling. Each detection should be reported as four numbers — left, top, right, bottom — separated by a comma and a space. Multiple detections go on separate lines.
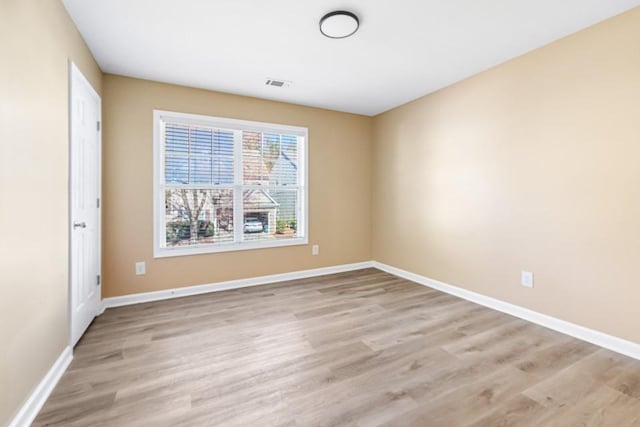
63, 0, 640, 116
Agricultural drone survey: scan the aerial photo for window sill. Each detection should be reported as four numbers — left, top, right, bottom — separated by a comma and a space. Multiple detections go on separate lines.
154, 237, 309, 258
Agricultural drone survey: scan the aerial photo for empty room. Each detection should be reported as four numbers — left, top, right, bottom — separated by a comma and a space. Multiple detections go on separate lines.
3, 0, 640, 425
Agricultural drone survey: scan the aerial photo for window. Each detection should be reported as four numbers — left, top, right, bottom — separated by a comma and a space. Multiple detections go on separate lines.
154, 110, 307, 257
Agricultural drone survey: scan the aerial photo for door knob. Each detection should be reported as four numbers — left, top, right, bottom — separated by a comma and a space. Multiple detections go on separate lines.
73, 221, 87, 229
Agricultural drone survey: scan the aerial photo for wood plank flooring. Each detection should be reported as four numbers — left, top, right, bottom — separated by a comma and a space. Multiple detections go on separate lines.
33, 268, 640, 426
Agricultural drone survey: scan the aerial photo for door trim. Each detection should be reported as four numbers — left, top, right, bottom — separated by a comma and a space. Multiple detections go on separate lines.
68, 61, 102, 347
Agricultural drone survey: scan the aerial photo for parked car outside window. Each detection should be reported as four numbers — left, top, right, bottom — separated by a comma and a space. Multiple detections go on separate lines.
243, 217, 264, 233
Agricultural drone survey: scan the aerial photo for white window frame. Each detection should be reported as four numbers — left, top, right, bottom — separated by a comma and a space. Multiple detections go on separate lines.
153, 110, 308, 258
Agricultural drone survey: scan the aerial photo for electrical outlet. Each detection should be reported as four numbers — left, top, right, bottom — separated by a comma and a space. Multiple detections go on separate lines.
135, 261, 146, 276
521, 271, 534, 288
312, 245, 319, 256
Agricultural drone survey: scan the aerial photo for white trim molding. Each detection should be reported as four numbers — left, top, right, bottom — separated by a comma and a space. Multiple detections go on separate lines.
373, 261, 640, 361
103, 261, 374, 308
153, 109, 309, 259
9, 346, 73, 427
101, 259, 640, 360
17, 260, 639, 427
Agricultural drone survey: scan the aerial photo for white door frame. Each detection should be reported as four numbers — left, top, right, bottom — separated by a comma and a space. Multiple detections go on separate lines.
68, 61, 102, 347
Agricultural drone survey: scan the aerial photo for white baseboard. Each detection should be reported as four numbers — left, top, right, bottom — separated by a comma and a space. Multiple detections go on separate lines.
10, 262, 373, 426
9, 346, 73, 427
13, 260, 637, 427
100, 258, 640, 360
103, 261, 375, 309
373, 261, 640, 361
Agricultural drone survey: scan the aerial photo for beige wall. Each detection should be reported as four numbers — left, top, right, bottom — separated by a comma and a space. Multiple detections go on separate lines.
102, 75, 372, 297
0, 0, 102, 425
372, 8, 640, 343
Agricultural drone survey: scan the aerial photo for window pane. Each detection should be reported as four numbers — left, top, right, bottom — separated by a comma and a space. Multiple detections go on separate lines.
165, 124, 189, 154
212, 130, 234, 184
165, 126, 235, 185
190, 128, 213, 156
243, 131, 264, 184
213, 156, 234, 185
242, 188, 298, 241
164, 188, 234, 247
165, 155, 188, 184
214, 130, 234, 156
189, 157, 212, 184
262, 133, 280, 175
242, 132, 299, 185
269, 134, 298, 185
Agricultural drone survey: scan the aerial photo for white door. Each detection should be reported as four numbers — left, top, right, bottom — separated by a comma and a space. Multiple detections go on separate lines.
69, 62, 102, 347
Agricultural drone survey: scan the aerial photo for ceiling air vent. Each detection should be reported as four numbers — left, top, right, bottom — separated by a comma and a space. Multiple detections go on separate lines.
265, 78, 291, 88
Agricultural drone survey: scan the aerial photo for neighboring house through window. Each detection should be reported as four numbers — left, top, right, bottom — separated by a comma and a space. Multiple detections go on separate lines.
154, 110, 308, 257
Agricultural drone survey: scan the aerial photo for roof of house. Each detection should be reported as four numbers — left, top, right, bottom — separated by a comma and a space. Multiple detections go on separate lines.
243, 189, 279, 210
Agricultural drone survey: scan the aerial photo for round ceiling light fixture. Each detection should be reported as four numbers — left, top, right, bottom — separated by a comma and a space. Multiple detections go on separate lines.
319, 11, 359, 39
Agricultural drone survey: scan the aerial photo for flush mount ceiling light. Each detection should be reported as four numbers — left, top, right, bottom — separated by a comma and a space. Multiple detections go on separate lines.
319, 11, 359, 39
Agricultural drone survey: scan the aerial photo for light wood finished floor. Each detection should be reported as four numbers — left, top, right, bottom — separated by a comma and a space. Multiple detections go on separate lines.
34, 268, 640, 426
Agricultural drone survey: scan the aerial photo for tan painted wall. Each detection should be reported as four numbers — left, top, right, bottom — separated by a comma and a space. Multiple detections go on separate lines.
0, 0, 102, 424
372, 8, 640, 343
102, 75, 372, 297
